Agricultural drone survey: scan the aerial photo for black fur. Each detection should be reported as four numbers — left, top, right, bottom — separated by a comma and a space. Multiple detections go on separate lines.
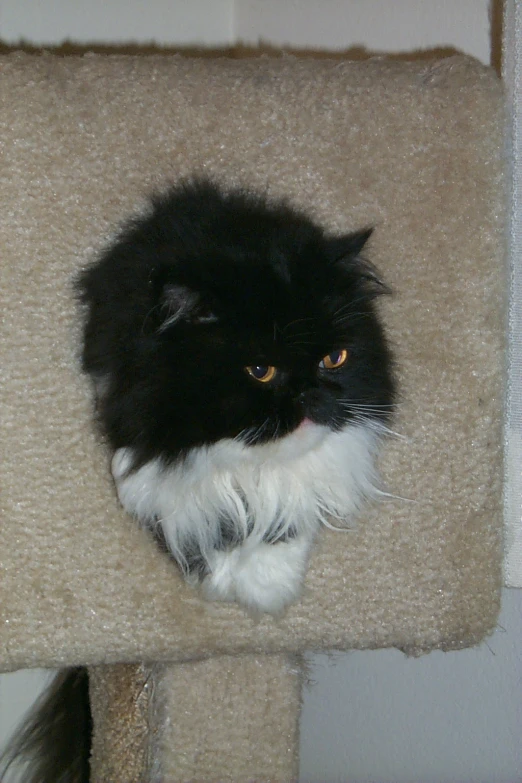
0, 668, 91, 783
77, 179, 395, 472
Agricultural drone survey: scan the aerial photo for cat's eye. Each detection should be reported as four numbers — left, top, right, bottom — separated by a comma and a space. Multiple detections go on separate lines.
319, 349, 349, 370
245, 365, 277, 383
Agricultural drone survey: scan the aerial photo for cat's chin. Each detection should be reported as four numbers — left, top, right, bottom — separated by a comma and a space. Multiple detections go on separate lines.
247, 420, 330, 463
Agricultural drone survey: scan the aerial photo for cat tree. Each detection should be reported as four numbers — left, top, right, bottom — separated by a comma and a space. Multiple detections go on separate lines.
0, 52, 504, 780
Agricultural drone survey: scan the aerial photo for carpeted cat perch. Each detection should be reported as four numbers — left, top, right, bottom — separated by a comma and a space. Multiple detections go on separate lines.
0, 53, 504, 780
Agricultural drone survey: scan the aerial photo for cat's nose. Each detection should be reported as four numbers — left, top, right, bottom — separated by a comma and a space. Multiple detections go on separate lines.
296, 389, 323, 411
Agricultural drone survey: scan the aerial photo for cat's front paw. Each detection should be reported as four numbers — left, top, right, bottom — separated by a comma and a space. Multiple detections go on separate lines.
202, 537, 312, 614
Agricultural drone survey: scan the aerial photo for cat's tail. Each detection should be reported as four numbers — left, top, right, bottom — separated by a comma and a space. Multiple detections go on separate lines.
0, 667, 92, 783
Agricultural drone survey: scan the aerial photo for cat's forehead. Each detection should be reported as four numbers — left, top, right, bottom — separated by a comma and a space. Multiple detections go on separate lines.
206, 245, 333, 309
172, 231, 366, 348
218, 270, 326, 331
225, 292, 340, 359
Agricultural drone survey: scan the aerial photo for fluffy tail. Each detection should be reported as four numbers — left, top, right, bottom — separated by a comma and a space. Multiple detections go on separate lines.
0, 667, 92, 783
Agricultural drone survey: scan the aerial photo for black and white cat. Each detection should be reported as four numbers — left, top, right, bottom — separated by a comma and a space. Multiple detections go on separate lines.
78, 179, 395, 614
0, 179, 396, 783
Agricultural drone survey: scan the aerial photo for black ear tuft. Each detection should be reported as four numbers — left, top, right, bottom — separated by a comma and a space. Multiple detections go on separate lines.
326, 228, 389, 298
326, 227, 373, 265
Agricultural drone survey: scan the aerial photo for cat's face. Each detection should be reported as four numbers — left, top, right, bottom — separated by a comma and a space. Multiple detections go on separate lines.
145, 235, 394, 461
79, 181, 395, 467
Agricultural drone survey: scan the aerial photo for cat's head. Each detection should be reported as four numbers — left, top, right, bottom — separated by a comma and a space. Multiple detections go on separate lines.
79, 181, 395, 466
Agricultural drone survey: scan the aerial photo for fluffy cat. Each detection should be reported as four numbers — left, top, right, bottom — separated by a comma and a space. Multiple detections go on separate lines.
77, 178, 395, 614
0, 180, 395, 783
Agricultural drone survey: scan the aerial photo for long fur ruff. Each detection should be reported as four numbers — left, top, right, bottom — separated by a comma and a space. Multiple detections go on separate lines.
113, 421, 382, 613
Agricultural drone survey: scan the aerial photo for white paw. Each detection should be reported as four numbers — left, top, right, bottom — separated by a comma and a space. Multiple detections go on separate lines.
202, 537, 312, 614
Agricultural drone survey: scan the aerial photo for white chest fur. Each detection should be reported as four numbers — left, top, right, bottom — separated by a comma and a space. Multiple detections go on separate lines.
111, 422, 380, 613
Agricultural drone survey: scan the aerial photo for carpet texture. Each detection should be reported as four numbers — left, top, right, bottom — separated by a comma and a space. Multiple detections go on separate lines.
89, 656, 301, 782
0, 53, 505, 674
151, 655, 301, 781
89, 663, 151, 783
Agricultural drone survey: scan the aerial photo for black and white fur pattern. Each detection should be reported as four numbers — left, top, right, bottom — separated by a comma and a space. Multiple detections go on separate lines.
77, 179, 395, 615
112, 422, 381, 613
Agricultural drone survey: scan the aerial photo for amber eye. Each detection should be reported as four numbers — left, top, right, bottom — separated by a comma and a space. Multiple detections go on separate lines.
319, 349, 349, 370
245, 365, 277, 383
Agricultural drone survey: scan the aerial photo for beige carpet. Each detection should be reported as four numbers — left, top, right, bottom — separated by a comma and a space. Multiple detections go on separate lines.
0, 54, 504, 682
89, 663, 151, 783
89, 655, 301, 782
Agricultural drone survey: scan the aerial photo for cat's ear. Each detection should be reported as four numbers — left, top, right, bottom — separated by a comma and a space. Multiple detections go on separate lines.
160, 283, 217, 329
326, 228, 389, 297
326, 227, 373, 263
148, 264, 217, 330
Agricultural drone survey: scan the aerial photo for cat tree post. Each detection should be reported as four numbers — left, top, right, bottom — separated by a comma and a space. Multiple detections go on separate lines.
89, 657, 301, 782
0, 53, 504, 780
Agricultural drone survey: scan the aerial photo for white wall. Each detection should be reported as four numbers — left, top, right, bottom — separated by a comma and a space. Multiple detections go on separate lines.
300, 589, 522, 783
0, 0, 235, 45
1, 3, 520, 783
0, 671, 53, 782
0, 0, 491, 61
236, 0, 491, 62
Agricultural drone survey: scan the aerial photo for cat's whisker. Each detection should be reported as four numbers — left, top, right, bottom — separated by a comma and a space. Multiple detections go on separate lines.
237, 425, 255, 446
332, 307, 372, 319
372, 424, 407, 441
340, 406, 384, 419
259, 418, 272, 442
345, 401, 397, 408
331, 293, 375, 318
348, 413, 407, 442
140, 304, 161, 334
285, 328, 316, 339
338, 406, 396, 419
244, 416, 272, 446
331, 312, 374, 327
288, 339, 317, 349
283, 326, 317, 340
280, 316, 316, 336
241, 428, 256, 447
338, 401, 398, 412
235, 427, 252, 444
